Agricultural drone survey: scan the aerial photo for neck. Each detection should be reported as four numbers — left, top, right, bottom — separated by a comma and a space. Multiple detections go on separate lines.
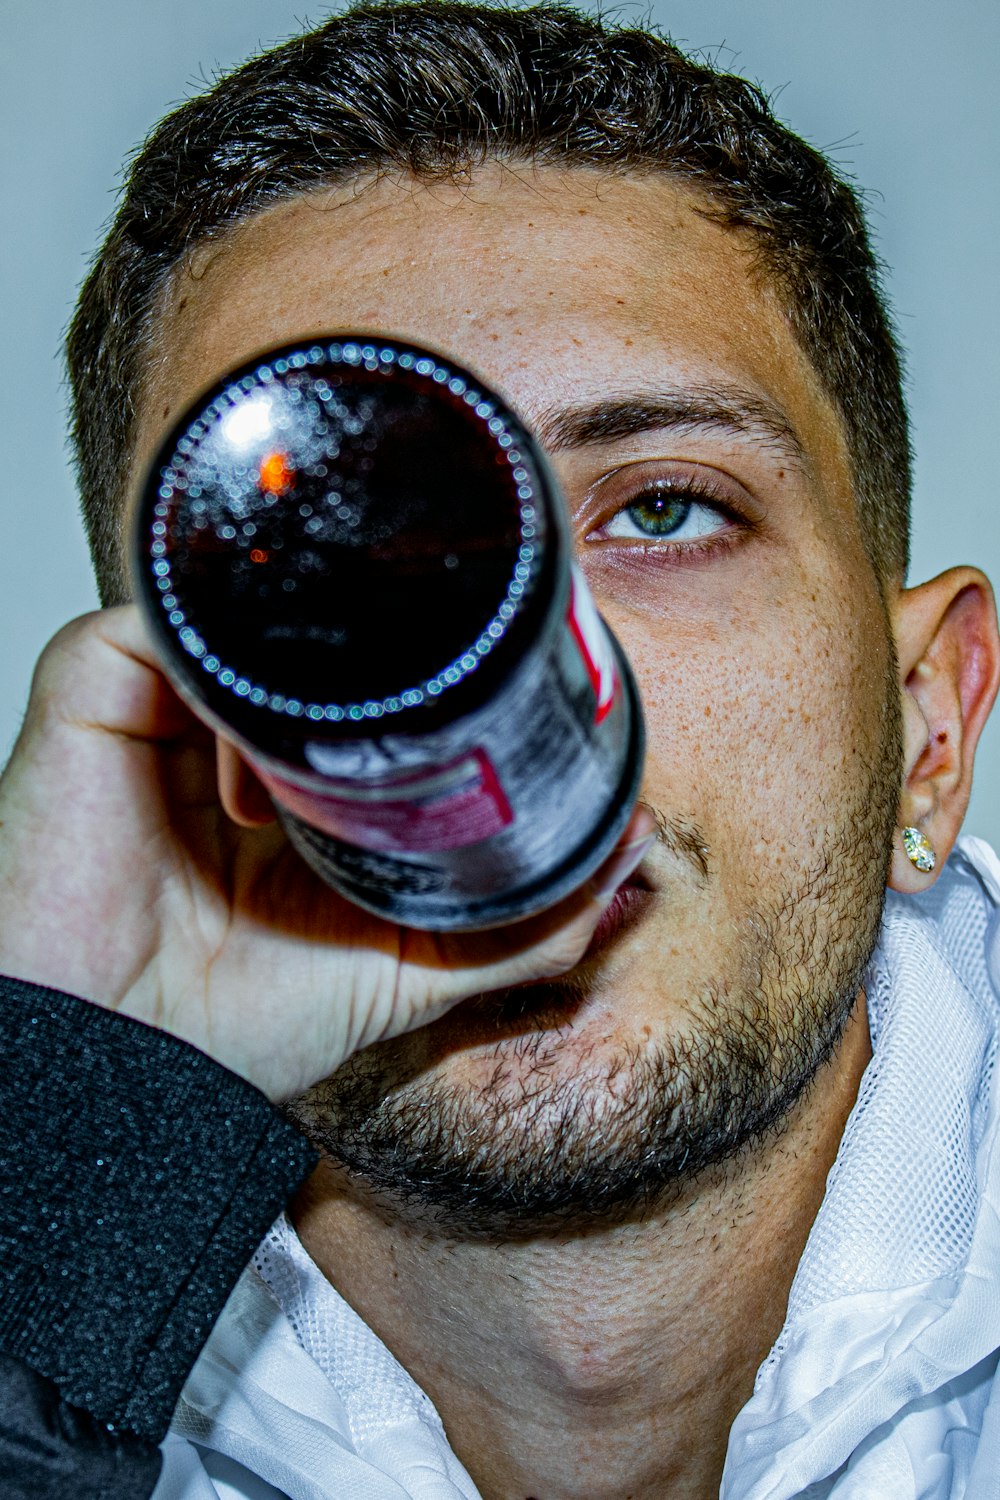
292, 996, 871, 1500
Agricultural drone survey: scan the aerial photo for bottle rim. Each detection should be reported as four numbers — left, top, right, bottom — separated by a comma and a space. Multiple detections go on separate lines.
132, 335, 562, 730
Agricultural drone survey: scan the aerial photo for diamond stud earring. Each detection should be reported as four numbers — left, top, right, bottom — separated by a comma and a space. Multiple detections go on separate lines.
902, 825, 936, 873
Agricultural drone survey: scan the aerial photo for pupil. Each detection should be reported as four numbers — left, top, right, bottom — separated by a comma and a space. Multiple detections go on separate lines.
627, 492, 689, 535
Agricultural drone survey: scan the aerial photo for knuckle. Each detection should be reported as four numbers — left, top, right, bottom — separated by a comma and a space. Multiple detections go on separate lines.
36, 610, 103, 672
27, 611, 109, 716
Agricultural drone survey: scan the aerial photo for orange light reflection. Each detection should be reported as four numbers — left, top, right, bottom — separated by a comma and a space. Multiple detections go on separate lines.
259, 451, 293, 495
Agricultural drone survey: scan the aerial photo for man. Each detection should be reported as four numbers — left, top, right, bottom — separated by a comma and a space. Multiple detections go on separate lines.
1, 3, 999, 1496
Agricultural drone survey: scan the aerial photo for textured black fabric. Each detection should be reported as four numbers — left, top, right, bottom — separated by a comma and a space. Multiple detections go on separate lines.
0, 1354, 161, 1500
0, 975, 318, 1444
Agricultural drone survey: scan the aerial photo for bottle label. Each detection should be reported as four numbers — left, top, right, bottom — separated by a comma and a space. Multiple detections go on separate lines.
264, 749, 514, 854
567, 564, 618, 723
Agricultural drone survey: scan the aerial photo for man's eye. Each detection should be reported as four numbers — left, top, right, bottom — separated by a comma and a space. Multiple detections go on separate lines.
601, 486, 729, 542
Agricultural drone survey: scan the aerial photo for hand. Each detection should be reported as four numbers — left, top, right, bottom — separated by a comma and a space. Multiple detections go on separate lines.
0, 607, 653, 1100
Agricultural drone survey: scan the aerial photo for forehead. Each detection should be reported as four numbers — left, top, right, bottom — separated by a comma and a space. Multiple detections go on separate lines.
139, 165, 854, 538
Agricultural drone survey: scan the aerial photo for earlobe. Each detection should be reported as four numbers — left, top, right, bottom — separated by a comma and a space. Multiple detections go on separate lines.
888, 568, 1000, 893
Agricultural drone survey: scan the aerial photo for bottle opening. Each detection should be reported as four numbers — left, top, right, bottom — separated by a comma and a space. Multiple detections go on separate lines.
140, 341, 547, 721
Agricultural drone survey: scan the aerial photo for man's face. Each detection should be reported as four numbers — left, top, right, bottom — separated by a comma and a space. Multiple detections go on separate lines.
138, 166, 900, 1230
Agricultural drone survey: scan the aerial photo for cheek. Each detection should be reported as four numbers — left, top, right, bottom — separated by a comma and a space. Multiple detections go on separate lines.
606, 583, 890, 877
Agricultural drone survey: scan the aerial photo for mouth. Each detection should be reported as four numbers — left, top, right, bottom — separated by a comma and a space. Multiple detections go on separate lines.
582, 868, 656, 962
425, 867, 658, 1057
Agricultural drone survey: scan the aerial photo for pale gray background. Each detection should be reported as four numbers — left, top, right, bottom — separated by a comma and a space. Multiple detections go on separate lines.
2, 1, 997, 844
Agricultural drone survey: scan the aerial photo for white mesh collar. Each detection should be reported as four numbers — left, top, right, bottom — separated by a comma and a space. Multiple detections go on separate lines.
724, 837, 1000, 1497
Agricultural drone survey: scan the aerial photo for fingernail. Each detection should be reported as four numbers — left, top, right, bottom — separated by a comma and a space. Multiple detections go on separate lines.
589, 832, 657, 905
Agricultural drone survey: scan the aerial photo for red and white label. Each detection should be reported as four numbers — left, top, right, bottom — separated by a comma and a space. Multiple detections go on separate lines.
567, 563, 618, 723
264, 749, 513, 854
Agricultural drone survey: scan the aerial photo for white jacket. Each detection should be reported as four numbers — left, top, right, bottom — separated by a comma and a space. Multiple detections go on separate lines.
155, 838, 1000, 1500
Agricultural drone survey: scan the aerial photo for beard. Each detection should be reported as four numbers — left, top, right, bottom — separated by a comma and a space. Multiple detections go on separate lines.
285, 670, 902, 1239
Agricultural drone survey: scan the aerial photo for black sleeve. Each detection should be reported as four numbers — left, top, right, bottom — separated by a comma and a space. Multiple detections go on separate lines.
0, 976, 319, 1499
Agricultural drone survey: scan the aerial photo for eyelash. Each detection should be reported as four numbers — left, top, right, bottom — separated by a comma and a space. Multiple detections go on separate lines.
585, 477, 749, 564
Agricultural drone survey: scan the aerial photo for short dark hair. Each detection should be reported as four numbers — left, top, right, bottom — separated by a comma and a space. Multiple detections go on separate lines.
67, 0, 910, 605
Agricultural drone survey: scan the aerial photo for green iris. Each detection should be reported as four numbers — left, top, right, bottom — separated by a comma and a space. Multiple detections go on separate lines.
625, 493, 690, 536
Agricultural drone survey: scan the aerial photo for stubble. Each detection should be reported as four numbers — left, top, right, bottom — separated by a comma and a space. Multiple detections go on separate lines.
285, 658, 902, 1237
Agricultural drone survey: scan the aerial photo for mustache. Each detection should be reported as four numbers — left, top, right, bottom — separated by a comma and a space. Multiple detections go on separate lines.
641, 802, 711, 886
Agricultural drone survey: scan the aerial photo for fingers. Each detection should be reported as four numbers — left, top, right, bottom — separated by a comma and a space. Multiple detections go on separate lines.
27, 605, 196, 742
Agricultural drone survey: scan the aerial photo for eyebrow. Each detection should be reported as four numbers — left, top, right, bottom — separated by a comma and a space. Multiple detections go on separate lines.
532, 384, 809, 474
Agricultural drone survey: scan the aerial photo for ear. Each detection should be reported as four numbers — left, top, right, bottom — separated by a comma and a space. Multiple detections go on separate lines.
216, 738, 278, 828
888, 568, 1000, 893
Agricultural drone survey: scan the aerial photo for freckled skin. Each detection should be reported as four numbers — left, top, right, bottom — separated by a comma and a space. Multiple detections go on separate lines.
135, 165, 894, 1499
